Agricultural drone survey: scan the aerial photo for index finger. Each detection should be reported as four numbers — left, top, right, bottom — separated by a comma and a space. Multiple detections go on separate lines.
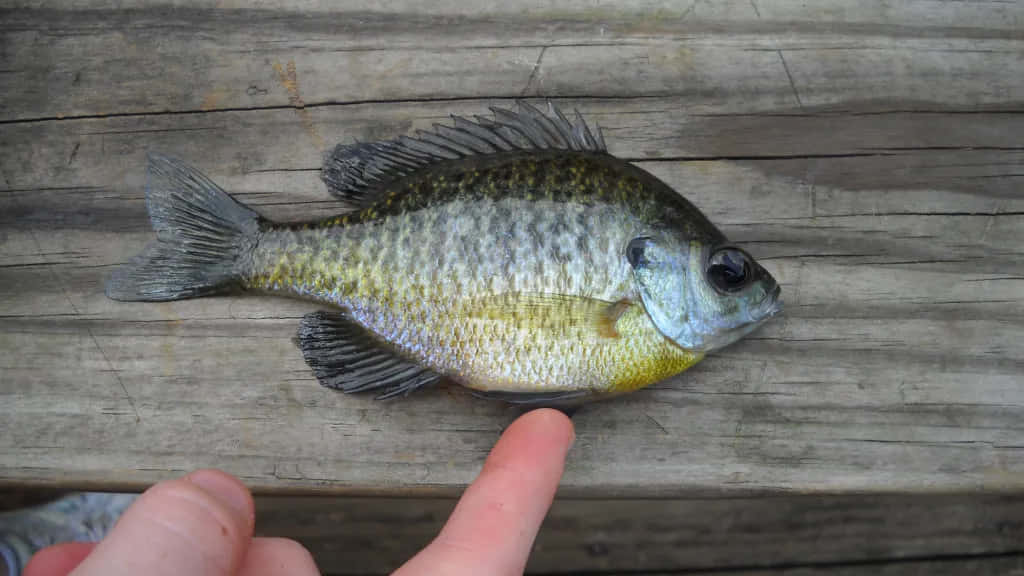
393, 408, 574, 576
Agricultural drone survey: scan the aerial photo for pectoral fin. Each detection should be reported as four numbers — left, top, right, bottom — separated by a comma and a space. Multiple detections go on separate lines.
459, 293, 631, 339
296, 310, 439, 399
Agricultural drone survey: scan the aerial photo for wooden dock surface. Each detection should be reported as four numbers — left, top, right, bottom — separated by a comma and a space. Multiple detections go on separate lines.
2, 1, 1023, 573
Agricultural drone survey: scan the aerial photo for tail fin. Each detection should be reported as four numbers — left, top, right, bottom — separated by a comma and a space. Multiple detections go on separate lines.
106, 154, 263, 301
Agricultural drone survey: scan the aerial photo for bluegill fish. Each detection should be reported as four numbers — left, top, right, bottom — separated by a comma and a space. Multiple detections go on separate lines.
107, 102, 782, 405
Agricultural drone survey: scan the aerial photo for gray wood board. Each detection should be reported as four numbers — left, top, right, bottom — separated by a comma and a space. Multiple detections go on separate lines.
1, 2, 1023, 497
252, 493, 1024, 574
4, 1, 1024, 121
639, 556, 1024, 576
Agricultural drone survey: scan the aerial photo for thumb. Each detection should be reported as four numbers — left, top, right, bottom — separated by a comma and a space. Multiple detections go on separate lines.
69, 470, 255, 576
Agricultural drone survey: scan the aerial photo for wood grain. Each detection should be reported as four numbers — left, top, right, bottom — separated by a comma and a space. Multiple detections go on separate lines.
642, 556, 1024, 575
1, 0, 1023, 497
252, 493, 1024, 574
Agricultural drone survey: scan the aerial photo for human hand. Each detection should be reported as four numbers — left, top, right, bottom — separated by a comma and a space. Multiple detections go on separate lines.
25, 408, 575, 576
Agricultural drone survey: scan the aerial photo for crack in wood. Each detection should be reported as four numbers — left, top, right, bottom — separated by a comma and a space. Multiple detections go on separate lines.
521, 45, 548, 97
645, 412, 670, 436
768, 211, 1022, 218
777, 50, 804, 109
3, 100, 1024, 127
524, 550, 1024, 575
88, 329, 140, 424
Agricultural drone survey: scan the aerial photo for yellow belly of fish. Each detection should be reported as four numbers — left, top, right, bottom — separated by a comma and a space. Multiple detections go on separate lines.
351, 298, 703, 394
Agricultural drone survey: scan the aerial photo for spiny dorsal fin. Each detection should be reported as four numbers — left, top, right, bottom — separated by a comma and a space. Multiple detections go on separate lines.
296, 310, 440, 399
320, 101, 607, 208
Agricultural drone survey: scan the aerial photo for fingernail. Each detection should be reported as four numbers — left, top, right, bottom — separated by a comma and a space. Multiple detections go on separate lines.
185, 470, 252, 521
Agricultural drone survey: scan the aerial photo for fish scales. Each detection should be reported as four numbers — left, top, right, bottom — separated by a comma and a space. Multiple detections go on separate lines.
245, 153, 701, 393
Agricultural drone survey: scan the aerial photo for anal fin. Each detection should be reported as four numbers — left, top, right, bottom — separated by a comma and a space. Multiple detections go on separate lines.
297, 310, 439, 399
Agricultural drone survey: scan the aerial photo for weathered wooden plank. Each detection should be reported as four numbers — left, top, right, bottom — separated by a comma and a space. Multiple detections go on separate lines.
251, 493, 1024, 575
10, 0, 1024, 32
1, 98, 1022, 495
2, 489, 1021, 575
3, 3, 1023, 120
4, 99, 1024, 194
642, 556, 1024, 575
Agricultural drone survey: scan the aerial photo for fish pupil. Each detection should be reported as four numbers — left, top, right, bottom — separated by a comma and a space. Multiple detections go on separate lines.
626, 237, 652, 268
708, 248, 750, 292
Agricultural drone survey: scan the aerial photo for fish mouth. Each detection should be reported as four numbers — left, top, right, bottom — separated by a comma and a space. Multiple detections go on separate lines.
760, 284, 784, 319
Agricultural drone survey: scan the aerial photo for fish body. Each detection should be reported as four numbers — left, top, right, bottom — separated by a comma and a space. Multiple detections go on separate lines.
108, 103, 781, 404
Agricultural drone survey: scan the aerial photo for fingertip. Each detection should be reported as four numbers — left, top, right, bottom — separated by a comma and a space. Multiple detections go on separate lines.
23, 542, 95, 576
516, 408, 575, 443
398, 407, 573, 576
239, 538, 319, 576
72, 472, 254, 576
502, 408, 575, 459
185, 469, 255, 529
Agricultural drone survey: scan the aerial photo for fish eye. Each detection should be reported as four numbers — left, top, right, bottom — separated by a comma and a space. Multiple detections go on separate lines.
626, 236, 652, 268
707, 248, 751, 293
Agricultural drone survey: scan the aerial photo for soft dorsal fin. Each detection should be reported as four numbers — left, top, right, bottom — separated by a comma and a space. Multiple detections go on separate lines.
296, 310, 440, 399
320, 101, 607, 208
